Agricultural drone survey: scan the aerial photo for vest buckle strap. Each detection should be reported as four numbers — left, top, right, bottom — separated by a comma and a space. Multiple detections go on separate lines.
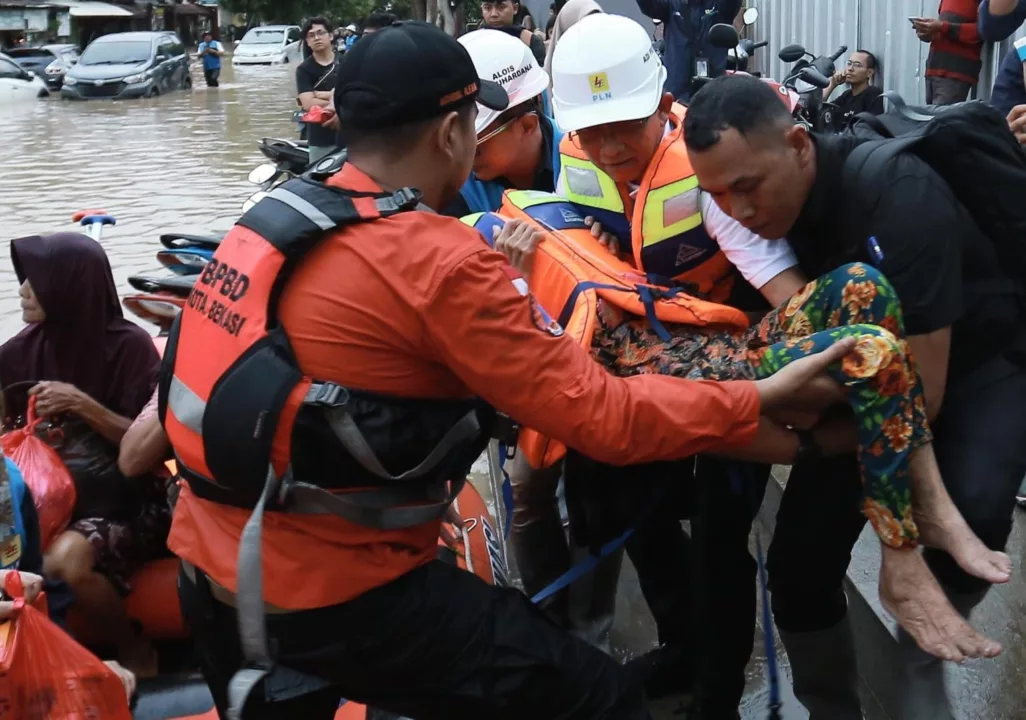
380, 187, 422, 212
493, 414, 519, 451
304, 382, 349, 408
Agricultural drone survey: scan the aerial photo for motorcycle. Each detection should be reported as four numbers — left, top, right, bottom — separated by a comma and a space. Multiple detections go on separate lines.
778, 42, 846, 131
692, 7, 763, 95
725, 7, 767, 77
704, 21, 802, 116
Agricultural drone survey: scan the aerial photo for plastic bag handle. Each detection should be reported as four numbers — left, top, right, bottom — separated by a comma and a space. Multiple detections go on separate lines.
25, 395, 40, 430
4, 569, 24, 599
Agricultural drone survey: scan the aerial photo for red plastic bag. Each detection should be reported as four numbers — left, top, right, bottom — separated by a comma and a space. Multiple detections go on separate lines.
301, 105, 335, 124
0, 397, 76, 549
0, 571, 131, 720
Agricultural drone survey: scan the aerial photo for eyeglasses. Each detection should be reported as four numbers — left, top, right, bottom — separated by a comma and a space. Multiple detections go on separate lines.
476, 111, 536, 146
307, 29, 329, 39
845, 60, 865, 69
571, 117, 649, 147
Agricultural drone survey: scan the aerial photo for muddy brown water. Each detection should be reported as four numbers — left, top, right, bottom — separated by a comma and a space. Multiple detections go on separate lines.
0, 61, 296, 340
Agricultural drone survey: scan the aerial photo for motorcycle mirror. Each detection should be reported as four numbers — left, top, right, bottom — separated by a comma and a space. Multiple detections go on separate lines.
743, 7, 759, 25
798, 67, 831, 89
248, 164, 279, 185
242, 190, 268, 214
708, 23, 740, 50
779, 44, 807, 63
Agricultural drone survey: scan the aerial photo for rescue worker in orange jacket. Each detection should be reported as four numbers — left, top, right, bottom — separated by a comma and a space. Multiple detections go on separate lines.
160, 21, 854, 720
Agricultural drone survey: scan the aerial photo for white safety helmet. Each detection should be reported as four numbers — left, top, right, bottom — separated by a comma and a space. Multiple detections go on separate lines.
551, 14, 667, 132
459, 29, 551, 135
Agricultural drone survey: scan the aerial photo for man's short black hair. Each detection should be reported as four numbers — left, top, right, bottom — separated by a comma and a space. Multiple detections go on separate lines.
855, 49, 877, 70
303, 16, 333, 36
364, 11, 398, 30
684, 74, 794, 153
343, 101, 476, 159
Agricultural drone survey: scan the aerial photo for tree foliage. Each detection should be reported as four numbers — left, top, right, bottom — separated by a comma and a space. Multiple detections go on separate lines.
221, 0, 384, 25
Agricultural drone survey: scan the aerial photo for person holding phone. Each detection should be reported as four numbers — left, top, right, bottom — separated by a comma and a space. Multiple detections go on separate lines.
911, 0, 982, 105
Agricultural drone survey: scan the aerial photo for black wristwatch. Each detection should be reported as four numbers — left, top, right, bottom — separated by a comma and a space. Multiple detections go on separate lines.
794, 429, 822, 465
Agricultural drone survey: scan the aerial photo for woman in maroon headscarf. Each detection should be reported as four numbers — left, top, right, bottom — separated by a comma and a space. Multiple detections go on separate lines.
0, 233, 166, 678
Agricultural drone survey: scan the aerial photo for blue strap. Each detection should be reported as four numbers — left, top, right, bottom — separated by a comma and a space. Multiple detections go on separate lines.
728, 465, 781, 720
636, 286, 672, 342
530, 478, 674, 605
556, 280, 628, 329
497, 442, 514, 539
531, 525, 634, 604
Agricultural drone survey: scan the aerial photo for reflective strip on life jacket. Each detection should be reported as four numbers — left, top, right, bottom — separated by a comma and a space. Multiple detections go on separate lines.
266, 186, 339, 229
560, 155, 625, 214
640, 175, 703, 246
556, 105, 734, 301
167, 375, 205, 435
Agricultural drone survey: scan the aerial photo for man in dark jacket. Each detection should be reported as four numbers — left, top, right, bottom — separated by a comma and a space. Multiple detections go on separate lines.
635, 0, 742, 102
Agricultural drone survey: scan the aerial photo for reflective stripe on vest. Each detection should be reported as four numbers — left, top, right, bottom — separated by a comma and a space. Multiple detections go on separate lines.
560, 154, 625, 214
167, 374, 205, 435
641, 175, 703, 247
557, 106, 736, 300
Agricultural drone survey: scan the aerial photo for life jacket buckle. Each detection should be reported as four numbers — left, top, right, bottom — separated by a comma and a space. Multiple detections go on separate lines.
390, 188, 421, 211
493, 413, 519, 452
306, 382, 349, 408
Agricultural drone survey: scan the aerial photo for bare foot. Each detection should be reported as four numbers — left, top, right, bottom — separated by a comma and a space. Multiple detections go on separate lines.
908, 451, 1012, 584
915, 506, 1012, 584
879, 546, 1002, 663
117, 634, 159, 679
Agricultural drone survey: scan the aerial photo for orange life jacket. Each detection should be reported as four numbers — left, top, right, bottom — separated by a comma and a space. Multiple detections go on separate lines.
558, 103, 737, 303
159, 178, 495, 527
158, 177, 504, 713
461, 190, 749, 470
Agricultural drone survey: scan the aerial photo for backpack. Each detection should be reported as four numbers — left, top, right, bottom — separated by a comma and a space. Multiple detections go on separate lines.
843, 94, 1026, 300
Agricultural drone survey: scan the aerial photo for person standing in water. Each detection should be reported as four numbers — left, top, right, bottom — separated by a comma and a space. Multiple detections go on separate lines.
296, 16, 341, 164
197, 31, 225, 88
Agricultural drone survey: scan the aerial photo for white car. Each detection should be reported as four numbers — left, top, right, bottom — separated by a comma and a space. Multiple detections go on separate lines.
0, 52, 50, 100
232, 25, 303, 65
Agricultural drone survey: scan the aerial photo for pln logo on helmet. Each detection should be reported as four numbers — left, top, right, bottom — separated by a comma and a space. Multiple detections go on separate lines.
589, 72, 612, 102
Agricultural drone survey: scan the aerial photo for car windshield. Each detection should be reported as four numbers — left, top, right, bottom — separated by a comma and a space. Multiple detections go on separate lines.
78, 41, 151, 66
241, 30, 285, 44
6, 49, 55, 60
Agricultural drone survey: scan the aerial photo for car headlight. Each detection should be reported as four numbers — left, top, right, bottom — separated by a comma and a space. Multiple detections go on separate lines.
124, 71, 151, 83
63, 76, 77, 85
44, 61, 63, 75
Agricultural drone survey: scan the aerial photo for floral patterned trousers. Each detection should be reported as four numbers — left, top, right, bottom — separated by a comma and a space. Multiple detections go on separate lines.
591, 263, 930, 549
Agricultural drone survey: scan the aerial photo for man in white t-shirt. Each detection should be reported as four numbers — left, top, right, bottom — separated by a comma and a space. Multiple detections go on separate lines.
493, 14, 808, 712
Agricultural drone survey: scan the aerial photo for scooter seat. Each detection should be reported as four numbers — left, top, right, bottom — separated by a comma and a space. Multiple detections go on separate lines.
128, 274, 195, 297
159, 233, 224, 251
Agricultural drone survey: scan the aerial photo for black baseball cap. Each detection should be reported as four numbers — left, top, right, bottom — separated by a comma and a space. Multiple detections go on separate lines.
334, 21, 508, 130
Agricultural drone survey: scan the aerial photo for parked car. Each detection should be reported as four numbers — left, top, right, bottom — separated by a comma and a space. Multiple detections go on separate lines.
61, 31, 191, 100
0, 52, 50, 100
6, 44, 79, 89
232, 25, 303, 65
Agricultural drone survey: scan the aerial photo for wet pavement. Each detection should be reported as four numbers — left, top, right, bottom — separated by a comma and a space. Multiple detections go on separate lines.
0, 60, 298, 338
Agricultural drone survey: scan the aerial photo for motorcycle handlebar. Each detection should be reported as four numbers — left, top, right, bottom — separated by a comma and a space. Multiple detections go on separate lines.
753, 40, 768, 49
829, 45, 848, 62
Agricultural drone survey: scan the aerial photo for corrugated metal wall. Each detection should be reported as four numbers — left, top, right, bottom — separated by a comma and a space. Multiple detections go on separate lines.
748, 0, 1026, 105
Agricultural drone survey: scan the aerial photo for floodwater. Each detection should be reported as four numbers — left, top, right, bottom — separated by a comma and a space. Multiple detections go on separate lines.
0, 61, 297, 340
